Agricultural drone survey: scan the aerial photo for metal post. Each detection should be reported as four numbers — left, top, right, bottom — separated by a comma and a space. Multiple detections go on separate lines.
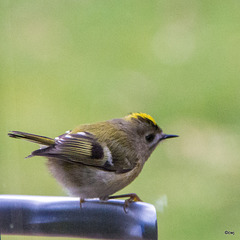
0, 195, 158, 240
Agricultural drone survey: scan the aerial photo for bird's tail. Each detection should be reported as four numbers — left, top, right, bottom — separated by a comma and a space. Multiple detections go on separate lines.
8, 131, 55, 146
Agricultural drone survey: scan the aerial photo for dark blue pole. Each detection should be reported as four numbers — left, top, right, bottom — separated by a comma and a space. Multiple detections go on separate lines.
0, 195, 157, 240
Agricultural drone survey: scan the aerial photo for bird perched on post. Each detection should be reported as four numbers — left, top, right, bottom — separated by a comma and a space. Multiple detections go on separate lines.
8, 113, 178, 207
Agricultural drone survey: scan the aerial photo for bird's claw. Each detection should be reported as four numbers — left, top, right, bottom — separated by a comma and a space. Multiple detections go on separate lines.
108, 193, 143, 213
79, 197, 85, 209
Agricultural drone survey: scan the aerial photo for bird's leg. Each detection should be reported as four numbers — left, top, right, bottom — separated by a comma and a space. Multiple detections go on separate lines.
108, 193, 142, 201
108, 193, 143, 213
79, 197, 85, 209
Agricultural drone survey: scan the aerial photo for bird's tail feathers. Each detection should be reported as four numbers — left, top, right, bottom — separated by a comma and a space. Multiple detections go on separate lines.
8, 131, 55, 146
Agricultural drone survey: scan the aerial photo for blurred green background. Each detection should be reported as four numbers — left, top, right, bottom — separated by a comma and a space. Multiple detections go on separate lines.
1, 0, 240, 239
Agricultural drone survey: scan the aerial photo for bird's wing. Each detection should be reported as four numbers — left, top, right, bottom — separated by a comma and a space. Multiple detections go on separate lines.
31, 132, 134, 173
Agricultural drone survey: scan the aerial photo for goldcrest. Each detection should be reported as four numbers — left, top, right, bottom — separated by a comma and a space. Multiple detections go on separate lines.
8, 113, 178, 202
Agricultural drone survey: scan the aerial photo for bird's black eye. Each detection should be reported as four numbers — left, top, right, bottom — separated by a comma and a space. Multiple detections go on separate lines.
145, 133, 155, 143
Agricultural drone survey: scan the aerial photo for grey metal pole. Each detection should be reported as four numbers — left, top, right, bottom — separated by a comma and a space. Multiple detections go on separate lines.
0, 195, 158, 240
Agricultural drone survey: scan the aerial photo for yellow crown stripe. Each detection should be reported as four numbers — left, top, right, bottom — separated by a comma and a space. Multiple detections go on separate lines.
126, 113, 157, 126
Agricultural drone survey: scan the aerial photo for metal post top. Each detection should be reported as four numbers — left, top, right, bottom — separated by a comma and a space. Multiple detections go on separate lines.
0, 195, 158, 240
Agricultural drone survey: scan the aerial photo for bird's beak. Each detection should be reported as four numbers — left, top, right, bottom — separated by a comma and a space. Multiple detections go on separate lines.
161, 134, 179, 140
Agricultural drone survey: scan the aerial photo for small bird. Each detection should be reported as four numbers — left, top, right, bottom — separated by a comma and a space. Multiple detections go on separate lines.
8, 113, 178, 207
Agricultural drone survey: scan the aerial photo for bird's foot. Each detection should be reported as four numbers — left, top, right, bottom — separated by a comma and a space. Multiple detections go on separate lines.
108, 193, 143, 213
79, 197, 85, 209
